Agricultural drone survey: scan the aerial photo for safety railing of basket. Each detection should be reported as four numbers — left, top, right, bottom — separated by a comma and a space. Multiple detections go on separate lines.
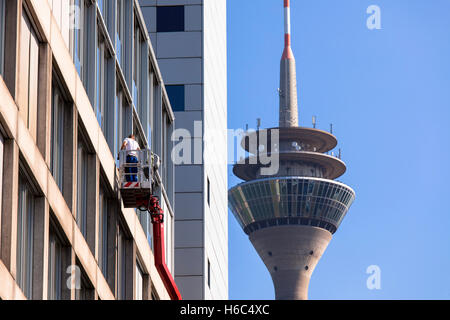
118, 149, 155, 185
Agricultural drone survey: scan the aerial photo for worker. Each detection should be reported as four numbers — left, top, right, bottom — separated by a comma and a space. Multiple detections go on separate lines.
121, 134, 141, 182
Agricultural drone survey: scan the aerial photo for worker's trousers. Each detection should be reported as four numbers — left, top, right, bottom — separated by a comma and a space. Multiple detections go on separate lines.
126, 155, 138, 182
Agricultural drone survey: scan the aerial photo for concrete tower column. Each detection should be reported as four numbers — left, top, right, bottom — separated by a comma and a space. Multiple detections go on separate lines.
249, 226, 332, 300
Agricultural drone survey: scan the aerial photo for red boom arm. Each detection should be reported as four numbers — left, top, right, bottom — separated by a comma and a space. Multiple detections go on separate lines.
148, 196, 182, 300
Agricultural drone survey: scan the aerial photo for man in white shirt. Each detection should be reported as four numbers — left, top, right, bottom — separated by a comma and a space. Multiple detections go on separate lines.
121, 134, 141, 182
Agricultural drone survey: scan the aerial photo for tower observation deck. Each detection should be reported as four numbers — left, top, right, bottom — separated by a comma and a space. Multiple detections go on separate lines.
228, 0, 355, 300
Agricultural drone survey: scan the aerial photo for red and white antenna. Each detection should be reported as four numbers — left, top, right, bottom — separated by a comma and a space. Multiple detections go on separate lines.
279, 0, 299, 127
282, 0, 293, 59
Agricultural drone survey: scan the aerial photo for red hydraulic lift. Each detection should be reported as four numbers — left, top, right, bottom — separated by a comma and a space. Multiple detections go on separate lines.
120, 150, 182, 300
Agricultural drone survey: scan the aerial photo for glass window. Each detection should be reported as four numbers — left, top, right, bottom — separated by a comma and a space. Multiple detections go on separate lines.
75, 266, 94, 300
96, 33, 108, 132
116, 226, 127, 299
135, 263, 143, 300
48, 226, 63, 300
0, 0, 5, 76
17, 173, 35, 299
165, 85, 185, 112
157, 6, 184, 32
51, 81, 66, 192
71, 0, 84, 78
133, 19, 142, 113
19, 9, 39, 140
98, 185, 108, 276
77, 134, 88, 237
116, 0, 124, 66
115, 85, 130, 165
97, 0, 104, 17
137, 208, 152, 248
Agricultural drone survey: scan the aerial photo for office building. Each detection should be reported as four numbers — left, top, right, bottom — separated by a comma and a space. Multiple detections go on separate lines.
139, 0, 228, 300
0, 0, 177, 300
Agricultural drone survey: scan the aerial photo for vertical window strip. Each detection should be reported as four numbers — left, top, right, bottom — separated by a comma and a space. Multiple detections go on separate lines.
77, 137, 88, 237
48, 229, 62, 300
51, 84, 65, 191
17, 175, 34, 299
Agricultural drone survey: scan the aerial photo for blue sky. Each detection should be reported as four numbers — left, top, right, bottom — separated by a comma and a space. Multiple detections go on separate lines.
227, 0, 450, 300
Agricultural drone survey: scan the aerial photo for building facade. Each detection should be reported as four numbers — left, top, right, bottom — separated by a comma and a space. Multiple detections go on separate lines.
139, 0, 228, 300
0, 0, 177, 300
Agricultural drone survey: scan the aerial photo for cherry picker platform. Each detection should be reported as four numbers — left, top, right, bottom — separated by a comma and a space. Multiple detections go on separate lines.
118, 149, 157, 208
118, 149, 182, 300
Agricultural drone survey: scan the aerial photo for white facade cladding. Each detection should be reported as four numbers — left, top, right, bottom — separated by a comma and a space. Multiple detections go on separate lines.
139, 0, 228, 299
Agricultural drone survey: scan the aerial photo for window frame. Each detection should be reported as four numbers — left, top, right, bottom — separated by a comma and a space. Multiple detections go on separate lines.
76, 131, 89, 237
48, 224, 64, 300
135, 261, 144, 300
116, 225, 127, 299
70, 0, 85, 78
133, 17, 143, 114
19, 6, 40, 140
50, 78, 67, 192
98, 183, 109, 277
116, 0, 124, 66
96, 31, 107, 132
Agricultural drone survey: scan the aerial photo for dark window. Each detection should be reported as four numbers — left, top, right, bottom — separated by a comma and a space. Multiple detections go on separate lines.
116, 226, 127, 299
207, 177, 210, 206
51, 80, 67, 192
157, 6, 184, 32
165, 85, 185, 112
75, 265, 95, 300
77, 133, 88, 237
17, 173, 35, 299
48, 226, 63, 300
19, 9, 39, 141
207, 259, 211, 288
98, 185, 108, 276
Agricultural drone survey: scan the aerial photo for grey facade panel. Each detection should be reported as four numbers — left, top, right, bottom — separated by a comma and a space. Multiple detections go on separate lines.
175, 248, 203, 275
174, 165, 203, 192
175, 220, 203, 248
157, 58, 202, 84
174, 276, 203, 300
175, 192, 203, 220
156, 32, 202, 58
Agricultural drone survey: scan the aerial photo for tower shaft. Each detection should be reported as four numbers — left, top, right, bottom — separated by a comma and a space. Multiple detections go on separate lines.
249, 225, 332, 300
279, 0, 299, 127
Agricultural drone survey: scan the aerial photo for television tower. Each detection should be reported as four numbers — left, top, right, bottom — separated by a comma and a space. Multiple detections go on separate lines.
228, 0, 355, 300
